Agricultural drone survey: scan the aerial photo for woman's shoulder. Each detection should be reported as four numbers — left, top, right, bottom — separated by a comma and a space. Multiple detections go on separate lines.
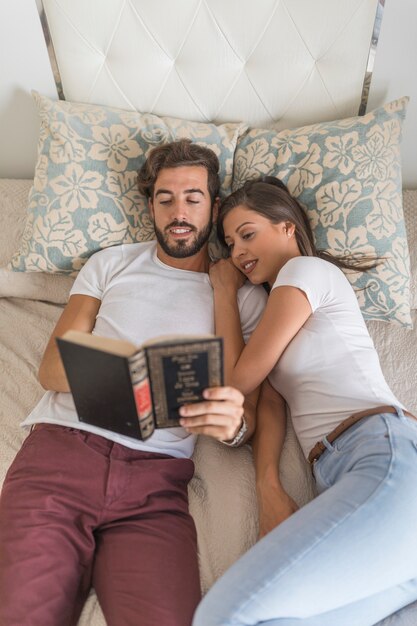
274, 256, 348, 298
274, 256, 356, 313
279, 255, 339, 278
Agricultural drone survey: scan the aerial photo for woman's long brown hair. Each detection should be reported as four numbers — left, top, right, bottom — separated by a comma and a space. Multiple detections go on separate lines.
217, 177, 380, 273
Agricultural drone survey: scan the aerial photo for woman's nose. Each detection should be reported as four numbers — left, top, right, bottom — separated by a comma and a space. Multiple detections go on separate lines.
231, 243, 244, 260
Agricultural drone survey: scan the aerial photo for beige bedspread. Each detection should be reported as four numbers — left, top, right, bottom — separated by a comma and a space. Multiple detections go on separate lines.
1, 180, 416, 625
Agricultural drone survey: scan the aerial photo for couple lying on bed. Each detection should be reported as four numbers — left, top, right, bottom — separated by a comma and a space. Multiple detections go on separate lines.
1, 138, 416, 626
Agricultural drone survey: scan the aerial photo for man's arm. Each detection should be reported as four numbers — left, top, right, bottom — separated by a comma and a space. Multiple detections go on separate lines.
252, 380, 298, 538
38, 294, 101, 392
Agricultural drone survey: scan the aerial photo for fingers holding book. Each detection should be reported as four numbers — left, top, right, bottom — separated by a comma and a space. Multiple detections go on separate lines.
179, 386, 245, 443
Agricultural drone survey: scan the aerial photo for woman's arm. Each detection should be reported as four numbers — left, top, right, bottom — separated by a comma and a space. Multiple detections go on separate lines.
38, 294, 101, 392
231, 285, 312, 393
252, 380, 298, 538
210, 260, 312, 395
210, 258, 246, 384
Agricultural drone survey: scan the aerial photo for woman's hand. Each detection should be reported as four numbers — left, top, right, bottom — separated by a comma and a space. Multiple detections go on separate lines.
257, 481, 299, 539
209, 258, 246, 292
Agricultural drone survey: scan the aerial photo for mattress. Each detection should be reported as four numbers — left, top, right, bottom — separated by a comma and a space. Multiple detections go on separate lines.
0, 180, 416, 625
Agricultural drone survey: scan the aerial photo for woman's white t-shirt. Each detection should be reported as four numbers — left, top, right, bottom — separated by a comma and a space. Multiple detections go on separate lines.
23, 241, 267, 458
268, 256, 403, 458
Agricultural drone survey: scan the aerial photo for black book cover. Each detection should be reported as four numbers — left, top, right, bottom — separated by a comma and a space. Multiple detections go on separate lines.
146, 339, 223, 428
57, 340, 145, 439
56, 332, 224, 441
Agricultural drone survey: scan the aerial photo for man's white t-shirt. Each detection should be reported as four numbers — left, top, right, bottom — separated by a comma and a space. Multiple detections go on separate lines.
23, 242, 267, 458
268, 256, 403, 459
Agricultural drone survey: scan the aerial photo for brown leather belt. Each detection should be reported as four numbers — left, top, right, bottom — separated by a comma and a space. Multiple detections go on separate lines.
308, 405, 417, 465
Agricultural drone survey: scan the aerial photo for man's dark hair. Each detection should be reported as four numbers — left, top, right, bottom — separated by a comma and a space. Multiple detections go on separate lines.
137, 139, 220, 202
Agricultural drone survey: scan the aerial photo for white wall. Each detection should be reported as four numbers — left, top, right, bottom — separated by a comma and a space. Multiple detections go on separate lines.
0, 0, 56, 181
368, 0, 417, 189
0, 0, 416, 187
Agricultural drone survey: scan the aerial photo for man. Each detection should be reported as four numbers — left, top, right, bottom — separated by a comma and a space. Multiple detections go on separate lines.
0, 139, 267, 626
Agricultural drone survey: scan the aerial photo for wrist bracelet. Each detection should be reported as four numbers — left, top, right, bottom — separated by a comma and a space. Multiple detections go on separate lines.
221, 415, 248, 447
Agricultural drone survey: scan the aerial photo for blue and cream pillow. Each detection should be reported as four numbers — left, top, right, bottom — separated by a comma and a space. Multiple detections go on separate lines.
233, 98, 411, 326
9, 92, 248, 275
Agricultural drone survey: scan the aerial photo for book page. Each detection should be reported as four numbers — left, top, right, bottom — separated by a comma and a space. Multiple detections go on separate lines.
60, 330, 138, 357
143, 333, 214, 347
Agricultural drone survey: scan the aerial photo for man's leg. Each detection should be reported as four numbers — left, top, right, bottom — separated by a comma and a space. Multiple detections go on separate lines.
92, 449, 201, 626
0, 425, 107, 626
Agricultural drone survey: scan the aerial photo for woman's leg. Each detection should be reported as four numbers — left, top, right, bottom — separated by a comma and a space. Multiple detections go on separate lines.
205, 581, 417, 626
193, 409, 417, 626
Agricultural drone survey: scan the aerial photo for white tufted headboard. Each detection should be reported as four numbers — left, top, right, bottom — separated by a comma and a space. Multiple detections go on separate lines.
36, 0, 383, 129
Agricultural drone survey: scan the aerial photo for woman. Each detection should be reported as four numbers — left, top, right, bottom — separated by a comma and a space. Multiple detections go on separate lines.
192, 177, 417, 626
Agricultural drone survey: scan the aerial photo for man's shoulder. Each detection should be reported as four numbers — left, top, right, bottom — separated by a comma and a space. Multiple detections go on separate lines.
237, 281, 268, 309
238, 281, 267, 297
87, 241, 155, 267
77, 242, 156, 287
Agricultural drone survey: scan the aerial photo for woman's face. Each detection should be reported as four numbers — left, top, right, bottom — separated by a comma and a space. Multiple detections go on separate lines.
222, 204, 298, 286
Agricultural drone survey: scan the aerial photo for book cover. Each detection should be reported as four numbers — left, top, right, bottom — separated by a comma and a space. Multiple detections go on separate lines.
56, 331, 223, 441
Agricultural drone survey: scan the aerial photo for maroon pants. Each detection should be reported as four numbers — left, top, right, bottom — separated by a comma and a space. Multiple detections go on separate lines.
0, 424, 201, 626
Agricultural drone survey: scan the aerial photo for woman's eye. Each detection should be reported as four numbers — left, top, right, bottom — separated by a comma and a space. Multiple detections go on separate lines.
242, 232, 254, 240
226, 242, 234, 250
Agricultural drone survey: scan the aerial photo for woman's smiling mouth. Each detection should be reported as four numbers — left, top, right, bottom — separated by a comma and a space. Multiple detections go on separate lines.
240, 259, 257, 274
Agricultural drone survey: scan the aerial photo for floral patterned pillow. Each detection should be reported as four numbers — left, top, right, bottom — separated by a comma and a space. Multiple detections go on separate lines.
233, 98, 411, 326
9, 92, 248, 275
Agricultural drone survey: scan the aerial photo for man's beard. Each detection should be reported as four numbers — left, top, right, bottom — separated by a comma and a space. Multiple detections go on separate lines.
154, 219, 213, 259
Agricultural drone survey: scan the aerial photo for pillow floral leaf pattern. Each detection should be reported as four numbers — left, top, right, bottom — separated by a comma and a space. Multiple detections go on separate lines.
10, 92, 247, 275
233, 98, 411, 326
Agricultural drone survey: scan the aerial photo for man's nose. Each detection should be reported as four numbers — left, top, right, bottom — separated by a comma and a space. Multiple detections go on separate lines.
170, 199, 189, 222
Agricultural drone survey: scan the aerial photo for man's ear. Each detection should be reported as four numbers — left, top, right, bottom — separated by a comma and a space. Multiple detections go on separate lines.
148, 197, 155, 219
212, 197, 220, 224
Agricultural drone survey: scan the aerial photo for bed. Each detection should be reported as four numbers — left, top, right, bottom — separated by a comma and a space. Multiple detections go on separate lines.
1, 1, 417, 624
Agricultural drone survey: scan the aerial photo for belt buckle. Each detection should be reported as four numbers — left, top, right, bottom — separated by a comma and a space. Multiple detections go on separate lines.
308, 440, 325, 466
308, 456, 318, 481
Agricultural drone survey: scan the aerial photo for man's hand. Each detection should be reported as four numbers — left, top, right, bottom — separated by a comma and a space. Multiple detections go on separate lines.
179, 386, 244, 442
257, 481, 299, 539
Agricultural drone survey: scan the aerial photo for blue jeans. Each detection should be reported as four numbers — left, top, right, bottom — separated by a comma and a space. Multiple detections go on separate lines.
193, 407, 417, 626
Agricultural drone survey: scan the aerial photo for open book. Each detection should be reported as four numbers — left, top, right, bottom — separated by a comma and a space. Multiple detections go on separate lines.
56, 330, 224, 441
